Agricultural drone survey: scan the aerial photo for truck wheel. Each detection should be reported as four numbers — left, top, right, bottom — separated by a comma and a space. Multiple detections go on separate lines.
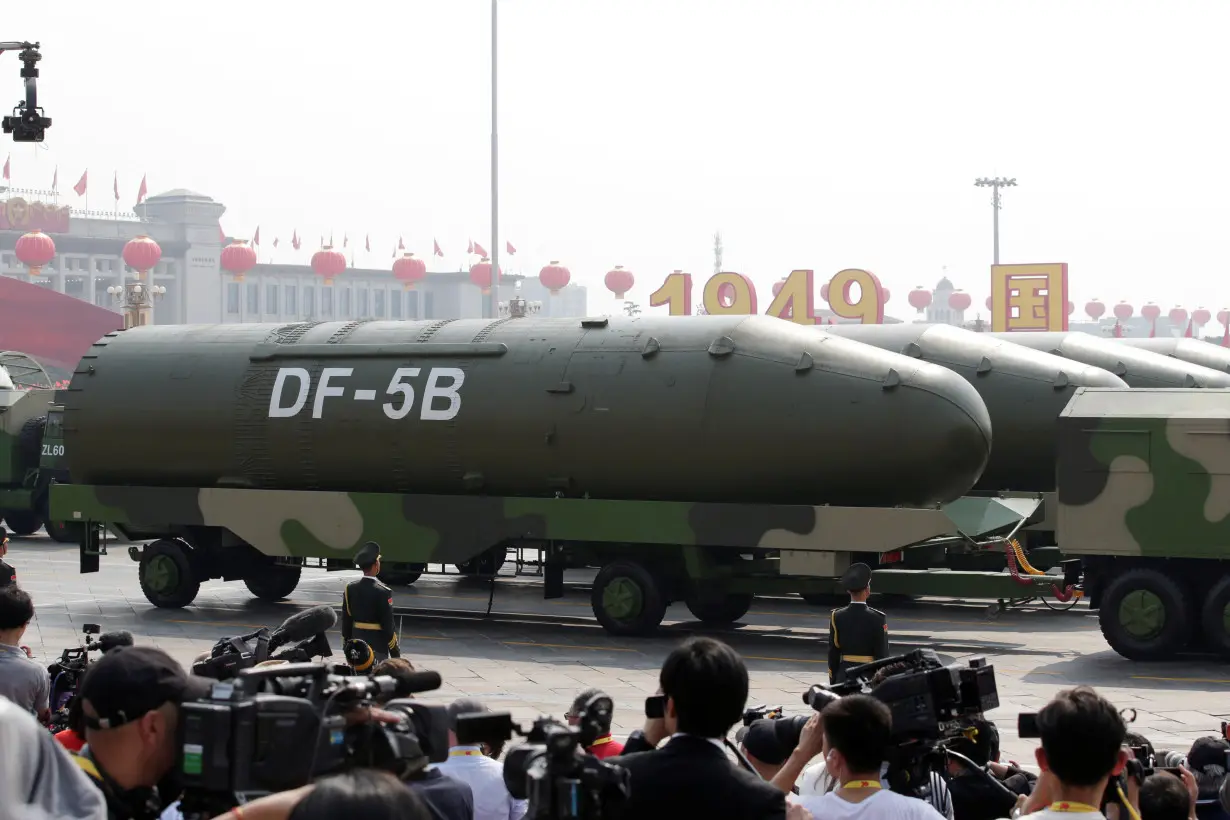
4, 510, 41, 536
139, 539, 201, 609
685, 591, 753, 625
17, 416, 45, 467
244, 565, 302, 601
379, 564, 426, 586
44, 518, 82, 544
1200, 576, 1230, 658
1099, 567, 1191, 661
592, 561, 667, 636
455, 548, 507, 576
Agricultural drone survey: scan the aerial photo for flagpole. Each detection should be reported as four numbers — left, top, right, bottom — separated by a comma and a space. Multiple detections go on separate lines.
488, 0, 500, 321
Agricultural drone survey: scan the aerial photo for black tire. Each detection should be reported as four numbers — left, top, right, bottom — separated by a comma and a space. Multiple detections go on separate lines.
139, 539, 201, 609
1200, 575, 1230, 658
44, 518, 82, 544
1099, 567, 1192, 661
592, 561, 667, 636
379, 564, 426, 586
685, 591, 753, 625
16, 416, 45, 468
4, 509, 41, 536
455, 548, 507, 576
244, 565, 302, 601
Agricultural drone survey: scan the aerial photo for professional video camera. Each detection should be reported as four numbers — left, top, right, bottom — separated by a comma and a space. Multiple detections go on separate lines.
192, 605, 336, 680
46, 623, 133, 730
456, 692, 630, 820
0, 42, 50, 143
802, 649, 1005, 800
177, 661, 448, 820
742, 704, 784, 725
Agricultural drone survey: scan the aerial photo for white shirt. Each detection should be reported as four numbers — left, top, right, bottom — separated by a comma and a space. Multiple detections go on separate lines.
796, 762, 953, 819
0, 695, 107, 820
437, 746, 528, 820
799, 787, 947, 820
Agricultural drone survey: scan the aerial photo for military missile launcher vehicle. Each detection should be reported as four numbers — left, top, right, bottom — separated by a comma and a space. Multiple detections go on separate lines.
1115, 337, 1230, 375
1058, 387, 1230, 660
52, 315, 1055, 635
990, 331, 1230, 388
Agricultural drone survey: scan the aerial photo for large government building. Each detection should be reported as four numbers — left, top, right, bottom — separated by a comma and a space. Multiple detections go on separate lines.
0, 188, 589, 325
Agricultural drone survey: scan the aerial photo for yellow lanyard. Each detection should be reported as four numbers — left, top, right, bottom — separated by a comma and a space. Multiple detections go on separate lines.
843, 781, 882, 791
590, 736, 614, 746
1048, 803, 1100, 814
449, 749, 484, 757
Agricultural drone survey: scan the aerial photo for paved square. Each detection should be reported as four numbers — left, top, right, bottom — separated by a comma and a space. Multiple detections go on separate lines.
9, 536, 1229, 762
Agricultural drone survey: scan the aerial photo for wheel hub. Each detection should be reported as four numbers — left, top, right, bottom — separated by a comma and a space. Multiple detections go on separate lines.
603, 577, 644, 622
1118, 589, 1165, 640
146, 554, 180, 595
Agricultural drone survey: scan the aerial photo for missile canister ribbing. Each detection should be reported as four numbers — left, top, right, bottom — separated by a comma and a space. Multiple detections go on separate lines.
63, 316, 992, 507
1115, 337, 1230, 375
824, 323, 1127, 493
988, 332, 1230, 388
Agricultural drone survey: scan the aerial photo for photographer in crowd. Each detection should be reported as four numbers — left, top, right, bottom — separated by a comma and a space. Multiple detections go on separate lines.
615, 636, 790, 820
946, 719, 1033, 820
438, 698, 526, 820
202, 770, 432, 820
1140, 770, 1198, 820
567, 688, 624, 759
0, 584, 49, 722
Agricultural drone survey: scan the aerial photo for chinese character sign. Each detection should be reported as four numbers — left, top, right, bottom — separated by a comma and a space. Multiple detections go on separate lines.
990, 263, 1069, 332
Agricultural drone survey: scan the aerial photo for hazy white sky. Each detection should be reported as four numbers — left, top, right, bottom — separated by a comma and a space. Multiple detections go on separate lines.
4, 0, 1229, 316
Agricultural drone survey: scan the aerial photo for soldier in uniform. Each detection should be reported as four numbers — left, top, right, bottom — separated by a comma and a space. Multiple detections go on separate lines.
827, 562, 889, 685
0, 527, 15, 587
341, 542, 401, 661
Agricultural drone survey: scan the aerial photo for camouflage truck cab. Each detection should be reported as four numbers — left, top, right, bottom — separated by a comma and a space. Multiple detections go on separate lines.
1058, 387, 1230, 660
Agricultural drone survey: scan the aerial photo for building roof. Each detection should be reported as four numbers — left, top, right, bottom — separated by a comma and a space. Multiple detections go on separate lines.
935, 276, 954, 291
147, 189, 216, 201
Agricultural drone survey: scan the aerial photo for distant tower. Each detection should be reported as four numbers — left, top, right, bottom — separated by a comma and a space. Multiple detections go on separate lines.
713, 231, 723, 275
926, 268, 958, 325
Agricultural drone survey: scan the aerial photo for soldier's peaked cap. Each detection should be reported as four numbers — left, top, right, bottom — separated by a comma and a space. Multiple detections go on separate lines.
355, 541, 382, 569
842, 562, 872, 591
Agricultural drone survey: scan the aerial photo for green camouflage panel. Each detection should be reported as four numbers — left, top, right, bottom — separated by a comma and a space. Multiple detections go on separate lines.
1058, 387, 1230, 558
51, 483, 1031, 566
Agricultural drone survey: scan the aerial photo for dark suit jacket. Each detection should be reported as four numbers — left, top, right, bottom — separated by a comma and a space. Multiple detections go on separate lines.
613, 734, 786, 820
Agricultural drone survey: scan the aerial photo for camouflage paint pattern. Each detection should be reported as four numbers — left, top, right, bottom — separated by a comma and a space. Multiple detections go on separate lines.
1058, 387, 1230, 559
51, 483, 1028, 568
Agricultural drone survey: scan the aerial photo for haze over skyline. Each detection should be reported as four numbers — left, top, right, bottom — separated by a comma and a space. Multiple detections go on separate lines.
4, 0, 1228, 316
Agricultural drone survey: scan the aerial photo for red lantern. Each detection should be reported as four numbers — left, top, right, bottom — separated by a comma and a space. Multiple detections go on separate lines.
392, 253, 427, 290
604, 266, 634, 299
469, 258, 500, 294
1067, 301, 1075, 316
220, 240, 258, 282
985, 296, 993, 310
907, 286, 932, 313
1141, 303, 1161, 321
772, 279, 786, 297
948, 290, 972, 311
538, 261, 571, 295
14, 229, 55, 277
1085, 300, 1105, 321
1193, 307, 1212, 326
1168, 306, 1188, 327
881, 287, 890, 304
123, 235, 162, 276
820, 282, 831, 303
311, 246, 346, 286
1218, 309, 1230, 327
1113, 302, 1133, 321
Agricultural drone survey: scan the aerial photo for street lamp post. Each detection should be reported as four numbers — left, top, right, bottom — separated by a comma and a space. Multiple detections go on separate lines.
488, 0, 500, 321
106, 278, 166, 329
974, 177, 1017, 265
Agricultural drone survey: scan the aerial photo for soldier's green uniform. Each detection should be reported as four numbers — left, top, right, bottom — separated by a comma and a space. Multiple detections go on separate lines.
341, 542, 401, 660
827, 563, 889, 684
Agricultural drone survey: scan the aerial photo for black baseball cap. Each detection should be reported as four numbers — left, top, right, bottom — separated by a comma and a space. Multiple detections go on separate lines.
80, 646, 212, 730
737, 717, 807, 766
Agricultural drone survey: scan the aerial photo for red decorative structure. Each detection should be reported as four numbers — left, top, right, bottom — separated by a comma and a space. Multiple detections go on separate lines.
881, 287, 891, 304
311, 246, 346, 286
469, 258, 500, 294
1168, 306, 1188, 327
538, 261, 571, 295
1141, 303, 1161, 321
219, 240, 257, 283
1067, 301, 1075, 316
948, 290, 972, 311
604, 266, 634, 299
772, 279, 785, 297
985, 296, 993, 311
1193, 307, 1212, 327
1085, 299, 1105, 321
1220, 309, 1230, 347
14, 229, 55, 277
122, 235, 162, 277
392, 253, 427, 290
1113, 302, 1133, 321
907, 286, 932, 313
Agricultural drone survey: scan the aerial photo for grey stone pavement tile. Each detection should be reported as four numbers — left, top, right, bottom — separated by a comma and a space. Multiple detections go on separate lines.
8, 538, 1230, 763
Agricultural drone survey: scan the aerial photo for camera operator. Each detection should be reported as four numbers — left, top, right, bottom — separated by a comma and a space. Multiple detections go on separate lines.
438, 698, 527, 820
1140, 770, 1198, 820
566, 688, 624, 759
1182, 737, 1229, 818
201, 770, 432, 820
738, 717, 807, 784
1017, 686, 1131, 820
614, 636, 789, 820
0, 584, 48, 722
0, 693, 108, 820
386, 676, 475, 820
946, 719, 1032, 820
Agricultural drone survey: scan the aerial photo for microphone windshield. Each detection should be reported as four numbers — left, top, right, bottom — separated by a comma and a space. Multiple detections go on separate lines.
270, 606, 339, 649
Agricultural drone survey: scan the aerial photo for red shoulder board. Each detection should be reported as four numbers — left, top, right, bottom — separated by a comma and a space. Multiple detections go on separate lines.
883, 624, 888, 631
388, 598, 393, 605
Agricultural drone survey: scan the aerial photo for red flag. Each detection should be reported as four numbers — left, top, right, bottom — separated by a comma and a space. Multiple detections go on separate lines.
73, 170, 88, 197
136, 174, 148, 205
473, 242, 487, 257
291, 229, 298, 250
467, 239, 474, 254
113, 172, 119, 201
1149, 319, 1157, 338
392, 245, 397, 259
398, 236, 405, 250
219, 224, 226, 243
2, 155, 9, 181
365, 234, 370, 252
1112, 322, 1123, 338
329, 233, 334, 246
506, 240, 517, 255
433, 239, 443, 257
343, 233, 349, 248
1185, 319, 1194, 339
52, 166, 57, 191
273, 237, 280, 248
1223, 323, 1229, 348
253, 226, 261, 246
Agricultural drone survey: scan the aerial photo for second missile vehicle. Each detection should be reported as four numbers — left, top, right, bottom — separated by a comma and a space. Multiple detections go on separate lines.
989, 331, 1230, 388
1115, 336, 1230, 375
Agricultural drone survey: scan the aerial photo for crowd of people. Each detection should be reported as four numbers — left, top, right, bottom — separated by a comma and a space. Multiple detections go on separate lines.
1, 577, 1229, 820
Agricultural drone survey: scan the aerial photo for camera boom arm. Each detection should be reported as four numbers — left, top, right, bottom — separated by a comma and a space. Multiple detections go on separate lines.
0, 41, 51, 143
